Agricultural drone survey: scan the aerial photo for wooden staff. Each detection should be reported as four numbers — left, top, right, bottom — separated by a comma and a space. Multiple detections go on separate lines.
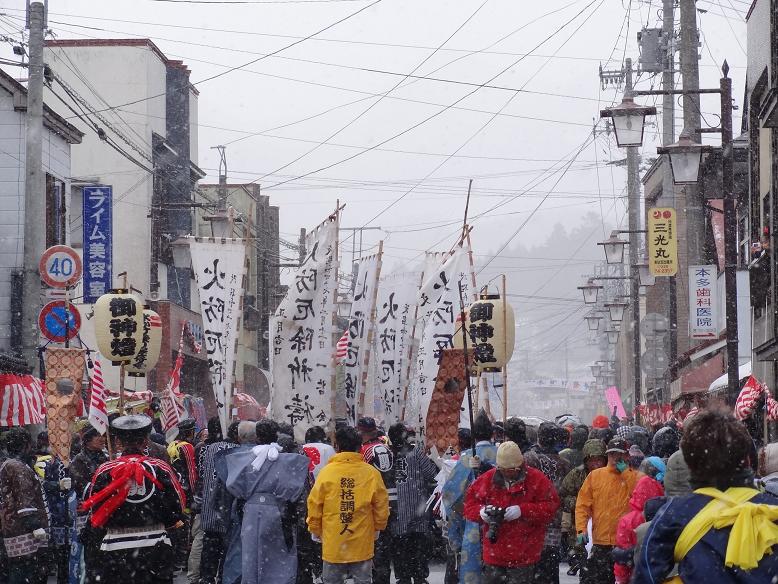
457, 280, 476, 458
329, 200, 341, 441
356, 241, 383, 420
501, 274, 509, 423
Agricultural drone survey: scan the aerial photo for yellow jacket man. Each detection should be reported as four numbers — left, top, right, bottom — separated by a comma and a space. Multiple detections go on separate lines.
308, 426, 389, 584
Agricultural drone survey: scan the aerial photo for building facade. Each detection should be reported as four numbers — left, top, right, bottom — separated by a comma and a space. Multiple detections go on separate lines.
746, 0, 778, 392
0, 69, 83, 352
42, 39, 210, 404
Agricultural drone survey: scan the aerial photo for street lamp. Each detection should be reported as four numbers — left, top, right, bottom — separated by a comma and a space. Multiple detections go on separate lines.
170, 236, 191, 269
203, 206, 238, 239
585, 313, 603, 331
656, 128, 714, 185
598, 231, 628, 264
600, 95, 657, 147
606, 329, 619, 345
578, 279, 603, 304
635, 260, 656, 287
606, 302, 629, 323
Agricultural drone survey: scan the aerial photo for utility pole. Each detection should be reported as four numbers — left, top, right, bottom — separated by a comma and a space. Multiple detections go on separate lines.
721, 66, 739, 405
212, 145, 228, 211
624, 58, 643, 412
662, 0, 677, 403
680, 0, 703, 264
298, 228, 306, 266
20, 1, 46, 370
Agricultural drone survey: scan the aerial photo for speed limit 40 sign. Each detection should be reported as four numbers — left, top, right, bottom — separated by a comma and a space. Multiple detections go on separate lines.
39, 245, 82, 288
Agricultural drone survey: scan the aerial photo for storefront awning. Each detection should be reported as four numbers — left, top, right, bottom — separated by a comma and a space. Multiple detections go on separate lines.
708, 361, 752, 393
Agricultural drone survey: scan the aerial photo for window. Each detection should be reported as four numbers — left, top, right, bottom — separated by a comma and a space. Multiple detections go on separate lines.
45, 174, 66, 248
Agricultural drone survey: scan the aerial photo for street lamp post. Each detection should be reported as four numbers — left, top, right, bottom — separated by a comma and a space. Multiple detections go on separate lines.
599, 64, 739, 407
629, 65, 738, 405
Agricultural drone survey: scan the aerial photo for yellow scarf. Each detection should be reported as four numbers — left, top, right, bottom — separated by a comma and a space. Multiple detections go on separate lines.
671, 487, 778, 573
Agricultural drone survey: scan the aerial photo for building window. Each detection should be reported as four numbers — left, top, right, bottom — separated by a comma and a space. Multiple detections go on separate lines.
45, 174, 66, 248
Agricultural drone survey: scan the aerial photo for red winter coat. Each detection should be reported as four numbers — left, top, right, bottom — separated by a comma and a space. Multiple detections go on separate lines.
613, 476, 664, 583
463, 466, 560, 568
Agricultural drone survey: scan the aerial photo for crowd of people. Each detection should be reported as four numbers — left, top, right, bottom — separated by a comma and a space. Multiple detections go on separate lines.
1, 405, 778, 584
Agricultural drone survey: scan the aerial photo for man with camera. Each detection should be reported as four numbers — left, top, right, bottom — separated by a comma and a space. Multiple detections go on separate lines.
463, 441, 560, 584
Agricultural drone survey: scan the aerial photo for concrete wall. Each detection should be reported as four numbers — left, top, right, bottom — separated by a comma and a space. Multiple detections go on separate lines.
0, 85, 72, 350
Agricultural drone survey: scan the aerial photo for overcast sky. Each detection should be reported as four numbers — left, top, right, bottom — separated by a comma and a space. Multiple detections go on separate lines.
0, 0, 749, 376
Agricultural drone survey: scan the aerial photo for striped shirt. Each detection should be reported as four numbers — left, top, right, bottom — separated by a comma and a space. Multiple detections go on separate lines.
391, 445, 438, 536
199, 440, 239, 533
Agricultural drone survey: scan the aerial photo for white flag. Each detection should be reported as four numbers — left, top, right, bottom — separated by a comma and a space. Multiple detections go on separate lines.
406, 246, 473, 435
190, 238, 247, 434
270, 216, 339, 441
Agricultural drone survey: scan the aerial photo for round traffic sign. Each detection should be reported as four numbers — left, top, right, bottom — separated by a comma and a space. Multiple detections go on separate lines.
39, 301, 81, 343
39, 245, 82, 288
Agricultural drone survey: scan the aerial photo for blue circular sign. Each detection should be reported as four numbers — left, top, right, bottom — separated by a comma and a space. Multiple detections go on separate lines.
39, 301, 80, 343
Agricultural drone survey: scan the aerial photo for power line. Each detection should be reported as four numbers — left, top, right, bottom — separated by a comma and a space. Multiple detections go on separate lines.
258, 0, 604, 196
249, 0, 492, 185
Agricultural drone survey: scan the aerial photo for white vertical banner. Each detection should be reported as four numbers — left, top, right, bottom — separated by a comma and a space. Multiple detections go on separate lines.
689, 265, 719, 339
374, 271, 422, 425
406, 246, 473, 435
343, 253, 381, 425
190, 238, 248, 434
270, 216, 339, 438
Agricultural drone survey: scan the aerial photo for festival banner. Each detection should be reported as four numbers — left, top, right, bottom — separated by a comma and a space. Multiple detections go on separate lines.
342, 252, 382, 425
44, 347, 86, 465
190, 238, 248, 434
406, 246, 473, 435
270, 214, 339, 440
374, 270, 422, 424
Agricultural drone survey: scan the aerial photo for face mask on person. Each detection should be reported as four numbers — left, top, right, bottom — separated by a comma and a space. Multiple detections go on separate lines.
615, 460, 628, 473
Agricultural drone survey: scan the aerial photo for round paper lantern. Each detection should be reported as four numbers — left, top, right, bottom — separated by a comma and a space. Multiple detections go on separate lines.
93, 290, 144, 363
453, 295, 515, 372
126, 309, 162, 376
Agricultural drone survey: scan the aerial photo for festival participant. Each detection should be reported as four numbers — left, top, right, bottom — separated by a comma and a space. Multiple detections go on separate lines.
575, 438, 640, 584
524, 422, 571, 584
357, 417, 396, 584
0, 428, 50, 584
70, 427, 108, 501
219, 419, 309, 584
463, 441, 560, 584
189, 417, 222, 584
612, 457, 665, 584
307, 426, 389, 584
386, 423, 438, 584
441, 410, 497, 584
198, 420, 240, 584
558, 439, 607, 574
167, 418, 198, 572
80, 415, 186, 584
302, 425, 336, 479
633, 410, 778, 583
560, 425, 590, 469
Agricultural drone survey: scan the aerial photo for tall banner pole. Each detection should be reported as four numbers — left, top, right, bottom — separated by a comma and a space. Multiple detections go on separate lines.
400, 267, 427, 421
356, 241, 383, 420
457, 280, 476, 457
501, 274, 509, 423
330, 201, 341, 437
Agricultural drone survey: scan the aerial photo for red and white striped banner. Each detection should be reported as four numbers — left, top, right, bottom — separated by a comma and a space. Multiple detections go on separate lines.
335, 329, 349, 362
0, 374, 46, 427
161, 322, 188, 432
88, 358, 109, 434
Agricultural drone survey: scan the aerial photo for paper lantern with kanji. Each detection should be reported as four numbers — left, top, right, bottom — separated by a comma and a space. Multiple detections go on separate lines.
93, 290, 145, 364
454, 295, 515, 372
126, 309, 162, 376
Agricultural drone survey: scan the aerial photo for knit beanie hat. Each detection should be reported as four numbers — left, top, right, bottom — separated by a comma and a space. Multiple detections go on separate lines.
496, 441, 524, 469
592, 415, 610, 429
